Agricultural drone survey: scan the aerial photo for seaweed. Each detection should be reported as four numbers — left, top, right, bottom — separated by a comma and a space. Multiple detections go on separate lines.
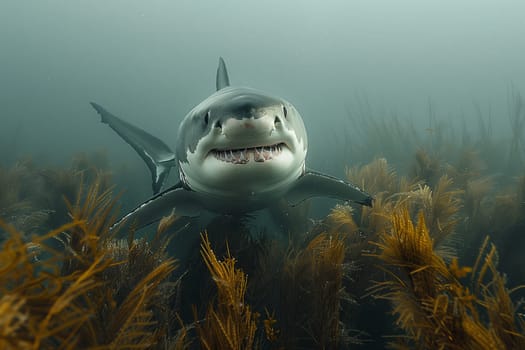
0, 152, 113, 240
0, 159, 51, 239
0, 175, 182, 349
196, 233, 260, 350
278, 232, 355, 348
369, 208, 525, 349
4, 87, 525, 349
406, 175, 462, 247
411, 149, 442, 187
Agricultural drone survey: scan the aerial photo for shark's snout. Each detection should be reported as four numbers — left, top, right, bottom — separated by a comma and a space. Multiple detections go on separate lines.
243, 121, 255, 129
222, 115, 278, 139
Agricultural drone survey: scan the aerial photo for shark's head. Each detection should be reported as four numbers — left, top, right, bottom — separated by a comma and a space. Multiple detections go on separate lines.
176, 86, 307, 198
91, 57, 372, 231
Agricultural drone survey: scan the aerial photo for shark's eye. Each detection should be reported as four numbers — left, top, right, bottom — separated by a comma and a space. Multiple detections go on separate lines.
204, 111, 210, 125
282, 105, 288, 119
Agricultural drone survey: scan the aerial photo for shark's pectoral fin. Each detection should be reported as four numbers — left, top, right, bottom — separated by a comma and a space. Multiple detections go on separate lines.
152, 163, 173, 194
111, 182, 201, 233
90, 102, 176, 194
216, 57, 230, 91
286, 170, 373, 207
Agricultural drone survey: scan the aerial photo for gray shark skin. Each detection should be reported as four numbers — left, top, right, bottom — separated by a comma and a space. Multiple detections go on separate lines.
90, 102, 176, 194
90, 58, 372, 232
216, 57, 230, 90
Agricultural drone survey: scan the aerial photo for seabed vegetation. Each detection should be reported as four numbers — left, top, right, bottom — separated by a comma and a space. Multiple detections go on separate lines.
2, 90, 525, 349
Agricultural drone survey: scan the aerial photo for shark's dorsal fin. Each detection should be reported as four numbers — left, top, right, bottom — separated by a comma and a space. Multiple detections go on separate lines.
216, 57, 230, 91
90, 102, 176, 194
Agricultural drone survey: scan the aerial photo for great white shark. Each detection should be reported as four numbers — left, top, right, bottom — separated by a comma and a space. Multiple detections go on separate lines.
91, 58, 372, 232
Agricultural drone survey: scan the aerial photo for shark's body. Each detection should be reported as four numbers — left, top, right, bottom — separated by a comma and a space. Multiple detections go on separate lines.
91, 58, 372, 231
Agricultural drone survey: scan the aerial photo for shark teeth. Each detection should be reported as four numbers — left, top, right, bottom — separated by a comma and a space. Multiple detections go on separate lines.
212, 143, 285, 164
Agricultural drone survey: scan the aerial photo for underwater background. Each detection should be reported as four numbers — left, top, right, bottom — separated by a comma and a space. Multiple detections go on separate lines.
1, 1, 525, 349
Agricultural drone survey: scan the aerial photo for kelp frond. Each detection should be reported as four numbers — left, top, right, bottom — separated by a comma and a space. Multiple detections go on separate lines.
343, 158, 421, 239
0, 218, 111, 349
280, 232, 352, 348
0, 160, 51, 239
464, 177, 493, 220
369, 208, 525, 349
0, 175, 182, 349
0, 153, 114, 239
470, 237, 525, 348
425, 175, 462, 244
326, 204, 359, 235
103, 259, 177, 349
0, 294, 30, 349
302, 233, 347, 347
346, 157, 398, 195
411, 149, 442, 186
406, 175, 462, 246
66, 172, 118, 241
197, 233, 259, 350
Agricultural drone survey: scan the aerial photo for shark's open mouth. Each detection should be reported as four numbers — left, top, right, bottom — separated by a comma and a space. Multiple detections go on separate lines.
211, 143, 286, 164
